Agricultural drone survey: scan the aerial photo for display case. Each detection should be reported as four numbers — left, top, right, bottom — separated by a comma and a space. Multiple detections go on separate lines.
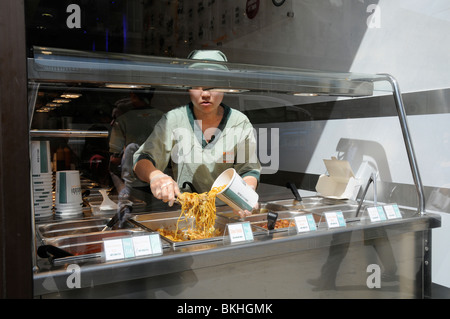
29, 47, 440, 298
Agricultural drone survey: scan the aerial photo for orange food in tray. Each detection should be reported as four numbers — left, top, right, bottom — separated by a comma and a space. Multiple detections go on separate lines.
260, 219, 295, 230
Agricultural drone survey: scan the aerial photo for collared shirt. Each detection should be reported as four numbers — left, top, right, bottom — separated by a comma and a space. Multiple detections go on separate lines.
134, 103, 261, 193
109, 107, 164, 154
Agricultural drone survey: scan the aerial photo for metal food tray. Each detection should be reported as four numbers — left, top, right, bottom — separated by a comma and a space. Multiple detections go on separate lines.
131, 213, 265, 247
36, 218, 168, 265
37, 218, 113, 238
243, 211, 302, 233
43, 229, 151, 264
264, 196, 348, 210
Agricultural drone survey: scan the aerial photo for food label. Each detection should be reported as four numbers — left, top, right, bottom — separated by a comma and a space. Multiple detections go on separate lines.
294, 214, 317, 233
367, 206, 387, 222
103, 234, 162, 261
227, 222, 254, 243
103, 239, 125, 261
383, 204, 402, 219
325, 211, 346, 228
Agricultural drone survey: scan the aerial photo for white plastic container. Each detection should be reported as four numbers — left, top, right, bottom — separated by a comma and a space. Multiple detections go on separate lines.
212, 168, 259, 212
315, 157, 361, 200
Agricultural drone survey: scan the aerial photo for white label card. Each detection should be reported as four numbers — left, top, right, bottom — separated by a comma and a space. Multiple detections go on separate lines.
325, 211, 346, 228
103, 234, 162, 261
294, 214, 317, 233
383, 204, 402, 219
227, 222, 254, 243
367, 206, 387, 222
103, 239, 125, 261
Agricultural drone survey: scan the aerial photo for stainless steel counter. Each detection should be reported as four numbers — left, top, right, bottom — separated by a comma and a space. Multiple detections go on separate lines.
33, 197, 441, 299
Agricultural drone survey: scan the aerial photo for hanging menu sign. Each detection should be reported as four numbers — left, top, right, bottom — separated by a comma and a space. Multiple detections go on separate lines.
103, 234, 162, 261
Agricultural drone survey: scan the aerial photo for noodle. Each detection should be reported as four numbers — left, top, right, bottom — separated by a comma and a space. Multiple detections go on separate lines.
157, 185, 226, 241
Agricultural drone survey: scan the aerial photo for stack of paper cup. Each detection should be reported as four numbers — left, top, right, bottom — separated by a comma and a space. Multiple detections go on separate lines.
31, 141, 53, 218
55, 170, 83, 217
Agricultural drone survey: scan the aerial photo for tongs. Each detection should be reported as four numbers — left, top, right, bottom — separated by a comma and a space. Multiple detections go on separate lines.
37, 245, 73, 259
267, 211, 278, 230
286, 181, 305, 209
102, 203, 133, 231
101, 213, 120, 232
102, 172, 133, 231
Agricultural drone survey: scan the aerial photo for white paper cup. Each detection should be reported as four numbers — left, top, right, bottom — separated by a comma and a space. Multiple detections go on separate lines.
34, 206, 52, 212
33, 178, 52, 186
32, 180, 52, 187
56, 170, 82, 205
33, 189, 52, 195
33, 193, 51, 199
211, 168, 259, 212
34, 198, 53, 204
55, 210, 83, 216
31, 141, 52, 174
35, 213, 54, 219
55, 207, 82, 213
55, 203, 83, 210
32, 172, 53, 178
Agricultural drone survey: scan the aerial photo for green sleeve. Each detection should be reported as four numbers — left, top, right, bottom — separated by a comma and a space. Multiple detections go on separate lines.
133, 114, 172, 171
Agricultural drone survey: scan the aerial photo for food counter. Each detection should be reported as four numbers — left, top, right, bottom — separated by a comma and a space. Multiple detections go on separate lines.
28, 47, 440, 298
33, 192, 440, 298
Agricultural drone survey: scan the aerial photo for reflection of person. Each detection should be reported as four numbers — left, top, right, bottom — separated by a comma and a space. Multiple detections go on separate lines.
109, 89, 164, 187
81, 124, 111, 186
133, 50, 261, 217
308, 229, 398, 291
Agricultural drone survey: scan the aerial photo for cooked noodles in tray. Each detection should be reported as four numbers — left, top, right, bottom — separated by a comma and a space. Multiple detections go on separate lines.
131, 186, 231, 246
158, 185, 226, 242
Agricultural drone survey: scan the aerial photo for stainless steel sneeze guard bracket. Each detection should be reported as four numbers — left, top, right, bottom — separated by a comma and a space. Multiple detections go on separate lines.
377, 74, 426, 215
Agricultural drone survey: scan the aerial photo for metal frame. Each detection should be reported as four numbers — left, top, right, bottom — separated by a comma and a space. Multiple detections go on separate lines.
377, 74, 426, 215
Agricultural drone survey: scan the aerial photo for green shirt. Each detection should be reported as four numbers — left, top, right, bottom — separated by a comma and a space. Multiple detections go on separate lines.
109, 107, 164, 154
133, 103, 261, 193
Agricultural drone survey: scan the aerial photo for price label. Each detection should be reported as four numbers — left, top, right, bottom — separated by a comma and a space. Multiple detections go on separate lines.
227, 222, 254, 243
383, 204, 402, 219
103, 238, 125, 261
367, 206, 387, 222
133, 236, 153, 257
294, 214, 317, 233
122, 238, 136, 258
103, 234, 162, 261
325, 211, 346, 228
